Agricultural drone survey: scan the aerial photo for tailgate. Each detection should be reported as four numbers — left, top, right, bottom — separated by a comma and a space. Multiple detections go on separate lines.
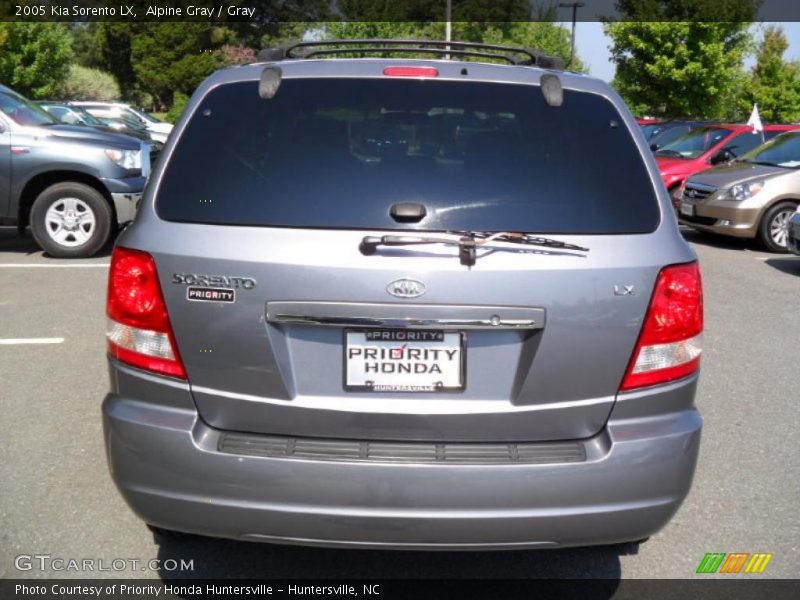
153, 227, 661, 442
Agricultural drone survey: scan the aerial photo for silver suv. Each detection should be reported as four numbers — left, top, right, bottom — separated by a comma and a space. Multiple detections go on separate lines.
102, 40, 704, 550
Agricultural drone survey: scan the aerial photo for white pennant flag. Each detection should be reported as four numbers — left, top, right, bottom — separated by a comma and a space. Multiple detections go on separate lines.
747, 103, 763, 134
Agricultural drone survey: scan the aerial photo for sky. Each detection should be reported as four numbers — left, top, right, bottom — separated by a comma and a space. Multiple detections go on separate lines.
571, 22, 800, 82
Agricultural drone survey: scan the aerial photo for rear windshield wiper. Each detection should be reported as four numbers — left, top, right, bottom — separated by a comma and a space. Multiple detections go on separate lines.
360, 231, 589, 266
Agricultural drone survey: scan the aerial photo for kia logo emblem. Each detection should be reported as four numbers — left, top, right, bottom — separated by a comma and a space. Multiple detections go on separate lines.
387, 278, 426, 299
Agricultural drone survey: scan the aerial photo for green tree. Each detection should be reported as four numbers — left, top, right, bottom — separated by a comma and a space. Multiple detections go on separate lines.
605, 21, 752, 118
98, 24, 142, 101
0, 23, 73, 98
324, 21, 441, 44
324, 18, 584, 73
740, 26, 800, 123
70, 23, 105, 70
130, 23, 220, 109
475, 22, 586, 72
613, 0, 761, 21
59, 65, 121, 101
165, 91, 189, 124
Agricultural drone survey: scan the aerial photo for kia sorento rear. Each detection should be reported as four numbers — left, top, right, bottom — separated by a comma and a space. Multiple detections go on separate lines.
102, 42, 703, 549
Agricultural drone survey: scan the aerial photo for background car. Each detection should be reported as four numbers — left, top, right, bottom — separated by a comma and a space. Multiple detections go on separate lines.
37, 101, 155, 142
636, 118, 664, 140
762, 123, 800, 141
655, 124, 800, 202
71, 101, 172, 143
0, 84, 151, 257
646, 121, 716, 151
93, 110, 156, 140
678, 130, 800, 252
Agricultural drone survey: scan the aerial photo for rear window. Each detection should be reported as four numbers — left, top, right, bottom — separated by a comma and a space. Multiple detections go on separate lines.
157, 78, 660, 233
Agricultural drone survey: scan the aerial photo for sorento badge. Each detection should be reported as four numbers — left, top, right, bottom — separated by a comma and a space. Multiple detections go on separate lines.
172, 273, 256, 289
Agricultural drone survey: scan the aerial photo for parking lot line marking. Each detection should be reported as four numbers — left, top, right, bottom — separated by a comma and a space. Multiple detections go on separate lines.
0, 263, 109, 268
0, 338, 65, 345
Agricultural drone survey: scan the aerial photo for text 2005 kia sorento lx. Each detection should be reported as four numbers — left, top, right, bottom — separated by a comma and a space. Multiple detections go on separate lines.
102, 41, 703, 550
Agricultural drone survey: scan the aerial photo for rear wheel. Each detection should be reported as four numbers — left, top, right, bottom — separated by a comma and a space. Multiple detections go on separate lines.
758, 201, 797, 253
30, 182, 112, 258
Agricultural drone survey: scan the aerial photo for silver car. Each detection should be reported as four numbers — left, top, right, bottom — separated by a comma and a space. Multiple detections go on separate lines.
679, 130, 800, 253
102, 40, 704, 550
71, 101, 172, 144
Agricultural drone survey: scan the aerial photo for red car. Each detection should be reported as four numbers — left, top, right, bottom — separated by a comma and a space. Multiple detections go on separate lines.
655, 124, 800, 204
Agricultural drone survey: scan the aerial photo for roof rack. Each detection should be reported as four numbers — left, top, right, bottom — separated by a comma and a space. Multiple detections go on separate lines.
257, 39, 565, 70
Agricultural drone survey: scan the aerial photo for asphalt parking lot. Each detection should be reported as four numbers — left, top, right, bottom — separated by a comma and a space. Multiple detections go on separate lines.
1, 225, 798, 580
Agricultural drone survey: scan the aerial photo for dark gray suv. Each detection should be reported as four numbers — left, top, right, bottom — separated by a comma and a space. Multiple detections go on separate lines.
0, 84, 153, 257
103, 41, 704, 550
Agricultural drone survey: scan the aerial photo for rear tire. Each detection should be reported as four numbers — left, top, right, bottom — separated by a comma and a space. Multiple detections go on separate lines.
758, 201, 797, 253
30, 182, 112, 258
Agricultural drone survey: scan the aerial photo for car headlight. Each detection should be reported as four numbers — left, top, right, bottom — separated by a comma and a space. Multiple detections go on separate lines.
104, 148, 141, 170
722, 180, 764, 201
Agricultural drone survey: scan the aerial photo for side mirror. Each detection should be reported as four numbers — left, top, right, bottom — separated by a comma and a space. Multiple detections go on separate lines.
710, 149, 733, 165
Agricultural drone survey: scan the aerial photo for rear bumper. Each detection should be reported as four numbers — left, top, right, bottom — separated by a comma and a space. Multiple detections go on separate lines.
103, 384, 702, 550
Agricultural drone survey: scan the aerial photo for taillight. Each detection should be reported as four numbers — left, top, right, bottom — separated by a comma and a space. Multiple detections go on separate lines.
106, 247, 186, 379
620, 262, 703, 391
383, 66, 439, 78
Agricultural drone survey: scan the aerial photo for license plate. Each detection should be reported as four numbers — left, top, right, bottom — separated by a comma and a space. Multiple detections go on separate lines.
680, 202, 695, 217
344, 329, 465, 392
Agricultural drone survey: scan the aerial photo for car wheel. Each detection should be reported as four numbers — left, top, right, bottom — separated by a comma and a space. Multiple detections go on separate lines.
30, 182, 112, 258
758, 201, 797, 253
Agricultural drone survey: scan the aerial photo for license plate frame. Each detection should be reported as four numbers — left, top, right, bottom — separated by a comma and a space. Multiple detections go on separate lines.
343, 329, 466, 393
680, 201, 695, 217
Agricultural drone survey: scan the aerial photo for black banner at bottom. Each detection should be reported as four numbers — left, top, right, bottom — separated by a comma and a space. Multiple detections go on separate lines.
2, 579, 800, 600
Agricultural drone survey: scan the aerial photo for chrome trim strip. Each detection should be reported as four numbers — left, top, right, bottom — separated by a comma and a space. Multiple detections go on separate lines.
271, 314, 537, 329
266, 301, 544, 330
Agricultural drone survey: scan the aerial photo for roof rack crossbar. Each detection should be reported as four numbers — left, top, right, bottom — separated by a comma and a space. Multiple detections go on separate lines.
257, 39, 565, 70
299, 47, 523, 65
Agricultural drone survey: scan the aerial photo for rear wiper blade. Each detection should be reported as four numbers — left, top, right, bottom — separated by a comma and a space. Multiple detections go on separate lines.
360, 231, 589, 266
